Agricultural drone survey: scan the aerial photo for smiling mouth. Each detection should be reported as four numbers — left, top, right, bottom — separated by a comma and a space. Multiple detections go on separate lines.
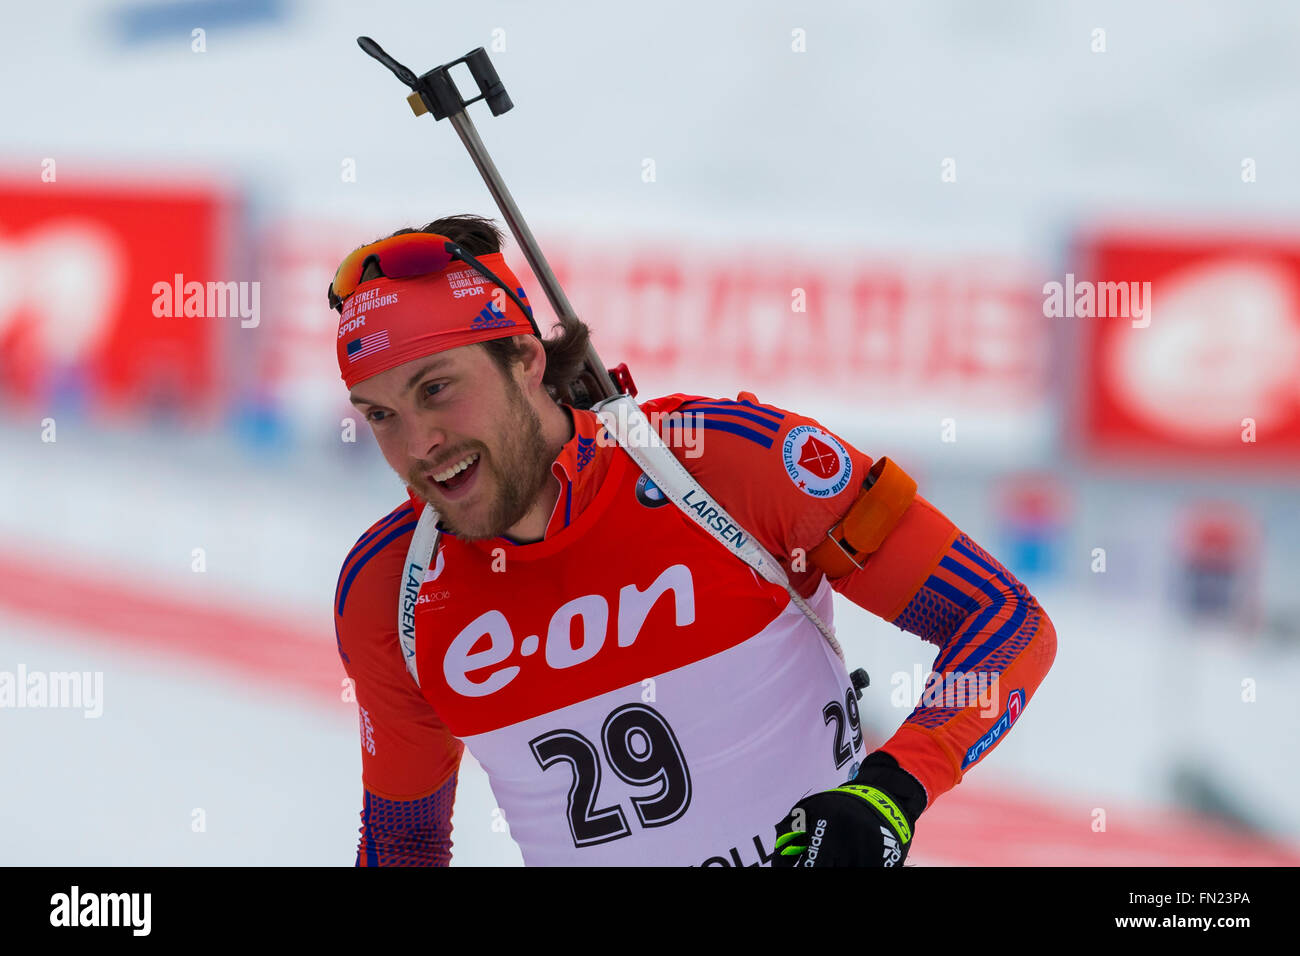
429, 452, 481, 498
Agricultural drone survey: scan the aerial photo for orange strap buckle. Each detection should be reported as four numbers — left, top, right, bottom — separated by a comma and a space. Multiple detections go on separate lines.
808, 457, 917, 577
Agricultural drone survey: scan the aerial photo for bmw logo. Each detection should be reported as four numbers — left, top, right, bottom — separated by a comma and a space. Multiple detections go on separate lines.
635, 473, 669, 508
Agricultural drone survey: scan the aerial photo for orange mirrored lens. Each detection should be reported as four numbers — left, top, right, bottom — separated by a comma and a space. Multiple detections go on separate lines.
329, 233, 456, 305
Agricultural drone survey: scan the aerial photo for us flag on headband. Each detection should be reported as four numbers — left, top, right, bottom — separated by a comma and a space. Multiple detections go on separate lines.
346, 330, 390, 363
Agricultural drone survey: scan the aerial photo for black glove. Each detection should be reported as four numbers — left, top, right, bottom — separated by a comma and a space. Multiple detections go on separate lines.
771, 751, 926, 867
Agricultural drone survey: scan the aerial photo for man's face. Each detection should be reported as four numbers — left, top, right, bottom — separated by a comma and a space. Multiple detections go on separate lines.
348, 342, 553, 540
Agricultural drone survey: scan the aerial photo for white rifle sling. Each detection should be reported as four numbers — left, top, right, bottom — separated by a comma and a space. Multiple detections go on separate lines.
593, 395, 843, 661
399, 504, 442, 687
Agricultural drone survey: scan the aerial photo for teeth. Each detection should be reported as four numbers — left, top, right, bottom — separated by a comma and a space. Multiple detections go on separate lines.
433, 453, 478, 483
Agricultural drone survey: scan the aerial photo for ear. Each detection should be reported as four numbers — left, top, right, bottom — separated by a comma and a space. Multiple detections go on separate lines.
515, 334, 548, 391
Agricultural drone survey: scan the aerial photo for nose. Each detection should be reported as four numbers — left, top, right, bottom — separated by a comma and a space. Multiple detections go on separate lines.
406, 414, 448, 466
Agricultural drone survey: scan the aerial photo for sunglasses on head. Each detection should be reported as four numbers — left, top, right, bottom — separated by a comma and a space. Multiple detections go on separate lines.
327, 232, 540, 335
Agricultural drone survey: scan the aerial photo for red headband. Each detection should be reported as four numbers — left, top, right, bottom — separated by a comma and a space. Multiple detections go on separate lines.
335, 252, 536, 389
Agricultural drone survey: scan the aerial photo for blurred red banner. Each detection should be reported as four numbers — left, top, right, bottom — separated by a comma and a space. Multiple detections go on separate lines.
0, 179, 231, 417
1074, 229, 1300, 464
268, 221, 1046, 426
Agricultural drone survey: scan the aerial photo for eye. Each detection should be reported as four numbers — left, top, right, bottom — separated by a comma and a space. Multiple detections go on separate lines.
423, 381, 447, 400
364, 408, 390, 424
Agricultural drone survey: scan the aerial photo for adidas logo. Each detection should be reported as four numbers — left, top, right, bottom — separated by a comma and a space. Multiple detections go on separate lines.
880, 825, 902, 866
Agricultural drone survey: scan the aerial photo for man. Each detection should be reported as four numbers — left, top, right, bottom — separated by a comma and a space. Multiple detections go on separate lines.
332, 214, 1057, 866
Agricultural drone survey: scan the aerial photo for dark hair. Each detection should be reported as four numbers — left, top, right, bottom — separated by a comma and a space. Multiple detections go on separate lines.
355, 214, 591, 402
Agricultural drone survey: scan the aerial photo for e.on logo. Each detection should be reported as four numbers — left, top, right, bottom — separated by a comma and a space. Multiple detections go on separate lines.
443, 564, 696, 697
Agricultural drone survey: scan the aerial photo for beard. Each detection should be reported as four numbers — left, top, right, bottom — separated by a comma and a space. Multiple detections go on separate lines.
407, 374, 554, 542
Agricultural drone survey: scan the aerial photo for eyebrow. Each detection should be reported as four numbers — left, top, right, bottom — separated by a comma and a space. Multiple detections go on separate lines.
349, 357, 452, 406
